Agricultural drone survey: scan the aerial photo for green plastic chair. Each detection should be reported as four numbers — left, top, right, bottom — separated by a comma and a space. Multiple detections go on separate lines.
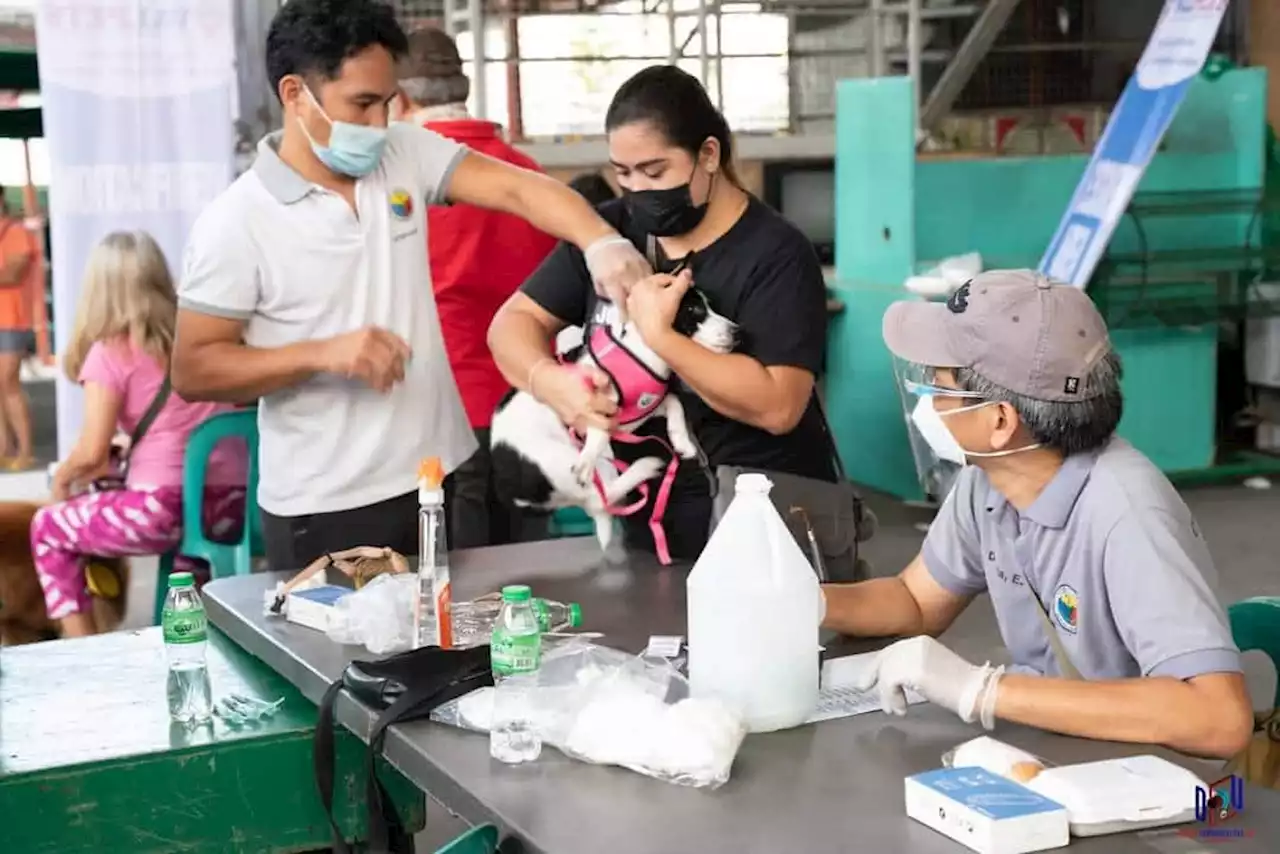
548, 506, 594, 538
434, 824, 499, 854
1228, 596, 1280, 708
153, 409, 262, 623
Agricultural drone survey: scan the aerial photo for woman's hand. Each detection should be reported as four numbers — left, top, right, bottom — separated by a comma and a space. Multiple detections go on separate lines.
50, 464, 74, 502
627, 270, 692, 345
533, 363, 618, 434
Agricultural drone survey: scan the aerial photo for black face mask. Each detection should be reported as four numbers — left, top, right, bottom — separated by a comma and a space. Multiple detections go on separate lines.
623, 168, 712, 237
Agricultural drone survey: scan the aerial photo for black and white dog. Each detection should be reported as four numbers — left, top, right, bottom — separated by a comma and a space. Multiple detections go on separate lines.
490, 287, 736, 554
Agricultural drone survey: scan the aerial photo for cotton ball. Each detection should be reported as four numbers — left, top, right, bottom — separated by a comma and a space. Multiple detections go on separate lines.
647, 698, 745, 786
566, 685, 666, 768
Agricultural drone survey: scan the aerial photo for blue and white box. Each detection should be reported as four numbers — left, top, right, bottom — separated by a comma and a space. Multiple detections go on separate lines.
285, 585, 352, 633
905, 767, 1069, 854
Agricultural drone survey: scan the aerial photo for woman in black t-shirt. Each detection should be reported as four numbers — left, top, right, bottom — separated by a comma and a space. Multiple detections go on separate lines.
488, 65, 834, 559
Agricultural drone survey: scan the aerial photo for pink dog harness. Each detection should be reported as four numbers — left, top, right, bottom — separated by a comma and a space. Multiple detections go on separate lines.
586, 324, 669, 428
567, 323, 680, 564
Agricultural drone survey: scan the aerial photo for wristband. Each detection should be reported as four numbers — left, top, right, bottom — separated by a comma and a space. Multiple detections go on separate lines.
583, 234, 632, 262
527, 358, 556, 401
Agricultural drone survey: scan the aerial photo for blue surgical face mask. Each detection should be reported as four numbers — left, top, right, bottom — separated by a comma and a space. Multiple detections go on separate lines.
299, 86, 388, 178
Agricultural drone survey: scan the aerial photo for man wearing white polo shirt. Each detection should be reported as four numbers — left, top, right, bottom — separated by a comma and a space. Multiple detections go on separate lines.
172, 0, 643, 569
821, 270, 1253, 760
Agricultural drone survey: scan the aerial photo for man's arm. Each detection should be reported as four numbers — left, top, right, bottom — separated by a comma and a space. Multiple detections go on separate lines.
172, 312, 325, 403
1004, 506, 1250, 759
173, 312, 412, 404
446, 151, 615, 250
994, 671, 1252, 759
822, 552, 974, 638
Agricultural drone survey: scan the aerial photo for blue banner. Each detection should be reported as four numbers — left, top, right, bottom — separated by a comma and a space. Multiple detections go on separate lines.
1039, 0, 1231, 288
35, 0, 237, 454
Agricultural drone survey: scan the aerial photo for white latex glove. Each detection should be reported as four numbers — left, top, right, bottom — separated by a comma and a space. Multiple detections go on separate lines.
854, 636, 1003, 728
583, 234, 652, 323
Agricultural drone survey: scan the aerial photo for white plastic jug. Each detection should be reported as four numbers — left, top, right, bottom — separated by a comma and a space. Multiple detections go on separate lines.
686, 473, 820, 732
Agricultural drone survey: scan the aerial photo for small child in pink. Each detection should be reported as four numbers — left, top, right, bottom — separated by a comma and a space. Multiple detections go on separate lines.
31, 231, 247, 636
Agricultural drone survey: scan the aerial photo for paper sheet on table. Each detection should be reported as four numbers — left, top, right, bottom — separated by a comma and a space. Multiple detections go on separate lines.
806, 652, 927, 724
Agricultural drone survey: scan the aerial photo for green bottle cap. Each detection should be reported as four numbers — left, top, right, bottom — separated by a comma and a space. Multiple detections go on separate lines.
568, 603, 583, 628
501, 584, 532, 603
168, 572, 195, 588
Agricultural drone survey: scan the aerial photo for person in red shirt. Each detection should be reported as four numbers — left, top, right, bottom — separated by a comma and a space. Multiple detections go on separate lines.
395, 27, 558, 548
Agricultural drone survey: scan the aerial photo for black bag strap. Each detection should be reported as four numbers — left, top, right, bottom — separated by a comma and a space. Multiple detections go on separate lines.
119, 375, 172, 477
809, 393, 849, 482
314, 652, 492, 854
315, 679, 354, 854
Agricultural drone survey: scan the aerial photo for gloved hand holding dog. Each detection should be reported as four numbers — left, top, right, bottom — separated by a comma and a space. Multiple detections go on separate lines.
584, 234, 652, 322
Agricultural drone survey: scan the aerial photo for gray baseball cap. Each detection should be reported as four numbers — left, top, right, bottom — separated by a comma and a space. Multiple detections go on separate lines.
882, 269, 1112, 402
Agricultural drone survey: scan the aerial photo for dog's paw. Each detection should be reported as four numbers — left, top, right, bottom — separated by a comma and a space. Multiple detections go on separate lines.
630, 456, 664, 482
671, 435, 698, 459
571, 456, 595, 488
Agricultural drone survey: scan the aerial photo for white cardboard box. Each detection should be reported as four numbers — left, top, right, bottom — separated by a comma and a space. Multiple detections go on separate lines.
905, 767, 1069, 854
285, 585, 351, 633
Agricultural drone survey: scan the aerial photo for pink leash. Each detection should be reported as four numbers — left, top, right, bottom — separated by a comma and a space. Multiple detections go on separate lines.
572, 429, 680, 566
562, 355, 680, 564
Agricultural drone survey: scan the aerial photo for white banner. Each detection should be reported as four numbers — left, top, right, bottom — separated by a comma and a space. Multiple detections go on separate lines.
35, 0, 237, 455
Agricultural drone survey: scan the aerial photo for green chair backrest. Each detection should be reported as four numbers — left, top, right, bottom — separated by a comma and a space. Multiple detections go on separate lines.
1229, 596, 1280, 709
179, 408, 262, 575
154, 409, 262, 624
434, 824, 499, 854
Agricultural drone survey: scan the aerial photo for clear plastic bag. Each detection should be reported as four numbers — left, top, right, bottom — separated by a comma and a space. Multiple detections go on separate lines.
325, 573, 417, 654
430, 638, 746, 788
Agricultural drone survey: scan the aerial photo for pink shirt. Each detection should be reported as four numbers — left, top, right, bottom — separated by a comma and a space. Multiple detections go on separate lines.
79, 340, 246, 490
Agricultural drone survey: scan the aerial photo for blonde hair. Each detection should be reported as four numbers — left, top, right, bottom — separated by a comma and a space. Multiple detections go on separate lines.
62, 231, 177, 382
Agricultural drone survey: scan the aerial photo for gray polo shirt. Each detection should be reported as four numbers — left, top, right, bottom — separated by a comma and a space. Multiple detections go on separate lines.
923, 437, 1241, 680
179, 125, 477, 516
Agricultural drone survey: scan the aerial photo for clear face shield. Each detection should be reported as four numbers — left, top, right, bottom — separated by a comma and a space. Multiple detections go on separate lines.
892, 359, 987, 503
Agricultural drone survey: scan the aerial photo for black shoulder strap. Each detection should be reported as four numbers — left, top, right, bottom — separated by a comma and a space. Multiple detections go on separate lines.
120, 375, 172, 475
810, 393, 849, 482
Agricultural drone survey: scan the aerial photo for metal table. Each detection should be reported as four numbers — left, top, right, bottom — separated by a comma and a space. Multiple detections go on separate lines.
203, 538, 1277, 854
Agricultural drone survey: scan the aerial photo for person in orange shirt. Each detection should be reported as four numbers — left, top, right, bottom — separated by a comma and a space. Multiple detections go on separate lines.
0, 189, 36, 471
394, 27, 558, 548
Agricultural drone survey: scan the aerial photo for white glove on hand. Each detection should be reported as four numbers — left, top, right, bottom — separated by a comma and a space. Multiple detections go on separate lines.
854, 636, 1003, 728
583, 235, 652, 322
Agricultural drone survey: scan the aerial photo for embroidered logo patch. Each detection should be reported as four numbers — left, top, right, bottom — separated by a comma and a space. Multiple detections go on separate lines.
1052, 583, 1079, 634
389, 189, 413, 219
946, 280, 972, 313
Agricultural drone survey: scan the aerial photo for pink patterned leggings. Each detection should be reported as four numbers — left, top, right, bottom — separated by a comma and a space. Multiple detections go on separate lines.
31, 486, 246, 620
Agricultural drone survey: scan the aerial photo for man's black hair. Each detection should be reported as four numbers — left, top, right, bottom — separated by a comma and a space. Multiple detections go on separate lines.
265, 0, 408, 101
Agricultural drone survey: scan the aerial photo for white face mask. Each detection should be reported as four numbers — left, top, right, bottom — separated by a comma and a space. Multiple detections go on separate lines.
910, 396, 1042, 465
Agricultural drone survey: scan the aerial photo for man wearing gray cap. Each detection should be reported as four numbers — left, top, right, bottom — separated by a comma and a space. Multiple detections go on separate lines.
822, 269, 1252, 759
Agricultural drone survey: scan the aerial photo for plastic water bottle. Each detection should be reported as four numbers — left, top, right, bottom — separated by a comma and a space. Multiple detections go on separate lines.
489, 585, 543, 764
163, 572, 213, 724
452, 594, 583, 648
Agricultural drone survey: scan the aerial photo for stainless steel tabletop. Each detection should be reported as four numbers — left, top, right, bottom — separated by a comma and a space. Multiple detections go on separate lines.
202, 537, 1277, 854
